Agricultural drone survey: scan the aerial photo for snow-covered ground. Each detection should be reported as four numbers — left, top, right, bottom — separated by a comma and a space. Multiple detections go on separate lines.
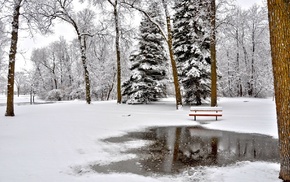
0, 95, 281, 182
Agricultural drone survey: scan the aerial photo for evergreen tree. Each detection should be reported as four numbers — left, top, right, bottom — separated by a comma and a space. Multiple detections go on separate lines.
122, 2, 167, 104
173, 0, 211, 105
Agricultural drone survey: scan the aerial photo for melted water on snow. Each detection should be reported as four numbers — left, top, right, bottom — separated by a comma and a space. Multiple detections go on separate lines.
92, 126, 279, 176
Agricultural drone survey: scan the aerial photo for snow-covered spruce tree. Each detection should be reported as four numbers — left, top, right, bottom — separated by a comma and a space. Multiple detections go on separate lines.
122, 2, 167, 104
173, 0, 211, 105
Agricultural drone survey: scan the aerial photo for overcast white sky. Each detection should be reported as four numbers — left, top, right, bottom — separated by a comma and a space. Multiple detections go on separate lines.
16, 0, 264, 71
237, 0, 264, 9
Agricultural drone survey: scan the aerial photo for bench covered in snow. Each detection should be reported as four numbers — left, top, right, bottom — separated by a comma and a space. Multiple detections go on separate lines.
189, 107, 223, 121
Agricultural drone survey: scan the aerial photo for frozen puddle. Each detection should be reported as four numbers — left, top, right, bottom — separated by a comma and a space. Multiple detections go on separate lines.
92, 126, 279, 176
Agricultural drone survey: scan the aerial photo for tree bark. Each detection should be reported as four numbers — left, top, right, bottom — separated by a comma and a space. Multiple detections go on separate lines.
113, 0, 122, 104
6, 1, 22, 116
267, 0, 290, 181
235, 29, 243, 97
17, 86, 20, 97
78, 35, 91, 104
249, 21, 255, 97
210, 0, 217, 107
107, 71, 116, 101
162, 0, 182, 109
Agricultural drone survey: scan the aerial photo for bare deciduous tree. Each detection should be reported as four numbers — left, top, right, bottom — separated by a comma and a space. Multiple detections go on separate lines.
40, 0, 97, 104
217, 4, 272, 98
5, 0, 22, 116
85, 0, 131, 104
1, 0, 59, 116
14, 71, 28, 97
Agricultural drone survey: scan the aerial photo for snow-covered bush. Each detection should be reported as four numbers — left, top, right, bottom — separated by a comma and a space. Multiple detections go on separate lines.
46, 89, 64, 101
69, 88, 85, 100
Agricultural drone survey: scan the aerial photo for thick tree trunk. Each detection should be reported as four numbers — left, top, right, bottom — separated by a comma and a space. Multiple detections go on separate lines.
267, 0, 290, 181
6, 2, 22, 116
210, 0, 217, 107
162, 0, 182, 109
113, 1, 122, 104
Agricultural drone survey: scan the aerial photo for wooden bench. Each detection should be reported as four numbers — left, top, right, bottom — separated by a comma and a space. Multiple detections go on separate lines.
189, 107, 223, 121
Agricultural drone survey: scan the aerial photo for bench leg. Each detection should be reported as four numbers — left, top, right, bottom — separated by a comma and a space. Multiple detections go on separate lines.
216, 116, 217, 121
194, 116, 196, 121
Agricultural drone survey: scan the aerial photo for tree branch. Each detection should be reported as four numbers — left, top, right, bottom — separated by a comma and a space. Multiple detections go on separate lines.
122, 1, 168, 41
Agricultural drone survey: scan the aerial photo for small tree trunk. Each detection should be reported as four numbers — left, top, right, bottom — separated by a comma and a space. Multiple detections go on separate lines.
249, 23, 255, 97
17, 86, 20, 97
226, 51, 232, 96
210, 0, 217, 107
6, 2, 22, 116
52, 62, 58, 89
267, 0, 290, 181
106, 83, 114, 101
30, 92, 32, 104
113, 1, 122, 104
235, 29, 243, 97
107, 72, 116, 101
78, 35, 91, 104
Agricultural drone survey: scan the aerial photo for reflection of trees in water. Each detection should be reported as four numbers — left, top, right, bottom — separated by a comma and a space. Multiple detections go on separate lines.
94, 126, 279, 175
141, 127, 279, 173
216, 131, 278, 162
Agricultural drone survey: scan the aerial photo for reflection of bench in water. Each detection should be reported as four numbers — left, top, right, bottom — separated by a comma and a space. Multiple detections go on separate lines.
189, 107, 223, 121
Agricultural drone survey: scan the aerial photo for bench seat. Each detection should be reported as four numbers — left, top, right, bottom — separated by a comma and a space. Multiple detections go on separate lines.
189, 107, 223, 121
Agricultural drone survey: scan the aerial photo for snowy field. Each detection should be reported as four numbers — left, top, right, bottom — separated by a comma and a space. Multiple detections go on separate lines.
0, 95, 281, 182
